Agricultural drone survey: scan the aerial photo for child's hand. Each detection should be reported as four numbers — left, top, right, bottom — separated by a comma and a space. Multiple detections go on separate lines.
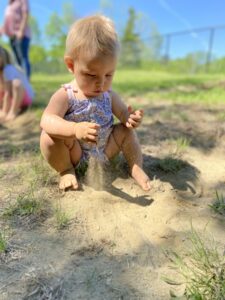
74, 122, 100, 144
125, 105, 143, 128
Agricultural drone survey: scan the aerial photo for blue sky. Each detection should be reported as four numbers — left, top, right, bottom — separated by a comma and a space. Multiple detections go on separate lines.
0, 0, 225, 59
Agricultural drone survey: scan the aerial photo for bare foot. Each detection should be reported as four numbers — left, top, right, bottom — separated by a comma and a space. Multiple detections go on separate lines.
59, 167, 79, 190
5, 113, 17, 122
0, 111, 6, 123
131, 164, 151, 191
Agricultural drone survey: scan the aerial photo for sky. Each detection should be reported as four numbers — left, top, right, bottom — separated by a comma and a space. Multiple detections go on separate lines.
0, 0, 225, 59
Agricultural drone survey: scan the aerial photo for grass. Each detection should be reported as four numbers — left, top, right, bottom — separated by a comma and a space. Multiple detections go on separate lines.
209, 191, 225, 216
163, 227, 225, 299
173, 137, 191, 156
3, 185, 45, 219
31, 71, 225, 108
158, 156, 187, 173
0, 232, 7, 253
54, 203, 70, 230
26, 154, 56, 187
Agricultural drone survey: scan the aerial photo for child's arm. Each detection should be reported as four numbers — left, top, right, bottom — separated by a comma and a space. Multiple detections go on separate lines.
111, 91, 143, 129
40, 88, 99, 143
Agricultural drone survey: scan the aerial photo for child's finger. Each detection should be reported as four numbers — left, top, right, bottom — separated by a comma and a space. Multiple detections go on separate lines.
125, 121, 133, 128
89, 122, 100, 129
127, 105, 133, 113
88, 128, 99, 136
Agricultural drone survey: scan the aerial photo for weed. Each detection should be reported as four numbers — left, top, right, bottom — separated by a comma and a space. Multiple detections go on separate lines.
3, 185, 44, 218
159, 156, 187, 173
209, 190, 225, 215
0, 168, 7, 179
163, 227, 225, 299
55, 205, 69, 230
174, 137, 191, 156
0, 232, 7, 253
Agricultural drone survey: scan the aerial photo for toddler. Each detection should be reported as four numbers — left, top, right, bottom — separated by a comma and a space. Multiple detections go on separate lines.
0, 46, 33, 122
40, 15, 151, 191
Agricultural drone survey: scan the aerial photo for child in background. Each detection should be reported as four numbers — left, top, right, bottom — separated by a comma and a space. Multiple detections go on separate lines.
0, 46, 33, 122
40, 15, 151, 191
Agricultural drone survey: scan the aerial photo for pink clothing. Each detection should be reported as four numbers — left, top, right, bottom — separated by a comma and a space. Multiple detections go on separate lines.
21, 90, 32, 107
2, 0, 31, 38
0, 90, 32, 108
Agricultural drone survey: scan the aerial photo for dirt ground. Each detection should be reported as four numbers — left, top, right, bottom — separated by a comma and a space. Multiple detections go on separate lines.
0, 99, 225, 299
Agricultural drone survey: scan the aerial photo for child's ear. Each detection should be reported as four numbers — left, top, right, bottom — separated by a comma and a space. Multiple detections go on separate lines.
64, 56, 74, 73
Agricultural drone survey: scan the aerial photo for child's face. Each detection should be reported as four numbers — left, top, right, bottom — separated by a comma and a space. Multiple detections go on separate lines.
69, 55, 117, 97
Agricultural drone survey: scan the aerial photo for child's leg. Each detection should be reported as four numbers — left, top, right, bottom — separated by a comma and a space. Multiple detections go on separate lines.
5, 79, 24, 121
40, 131, 82, 190
105, 124, 151, 191
0, 90, 11, 122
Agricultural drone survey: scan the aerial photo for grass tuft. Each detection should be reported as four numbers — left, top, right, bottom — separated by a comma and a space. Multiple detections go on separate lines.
0, 232, 7, 253
163, 227, 225, 299
3, 185, 45, 219
159, 156, 187, 173
174, 137, 191, 156
209, 190, 225, 216
54, 204, 69, 230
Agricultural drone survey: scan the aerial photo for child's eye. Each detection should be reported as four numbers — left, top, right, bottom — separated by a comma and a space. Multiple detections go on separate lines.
86, 73, 96, 77
106, 74, 112, 77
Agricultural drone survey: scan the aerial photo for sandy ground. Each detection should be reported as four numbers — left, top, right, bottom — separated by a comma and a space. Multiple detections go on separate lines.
0, 100, 225, 299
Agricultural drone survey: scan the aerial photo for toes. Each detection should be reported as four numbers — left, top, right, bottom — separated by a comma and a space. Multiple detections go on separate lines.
72, 180, 79, 190
59, 178, 78, 191
142, 180, 151, 191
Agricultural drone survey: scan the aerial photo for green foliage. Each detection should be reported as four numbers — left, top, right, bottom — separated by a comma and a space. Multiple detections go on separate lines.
120, 8, 142, 67
35, 2, 77, 73
163, 227, 225, 299
158, 156, 187, 173
55, 204, 69, 230
174, 137, 191, 156
0, 232, 7, 253
209, 191, 225, 215
30, 45, 47, 72
29, 15, 41, 44
3, 186, 44, 218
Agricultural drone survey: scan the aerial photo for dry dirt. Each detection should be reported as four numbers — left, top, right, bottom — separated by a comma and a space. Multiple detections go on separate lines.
0, 100, 225, 299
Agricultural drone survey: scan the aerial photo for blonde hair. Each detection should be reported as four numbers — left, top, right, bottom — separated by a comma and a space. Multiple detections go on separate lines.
65, 15, 120, 60
0, 46, 13, 68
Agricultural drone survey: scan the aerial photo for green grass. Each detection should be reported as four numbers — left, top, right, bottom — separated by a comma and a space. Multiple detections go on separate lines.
0, 232, 7, 253
31, 71, 225, 108
54, 204, 69, 230
209, 191, 225, 216
3, 185, 45, 218
158, 156, 188, 173
163, 227, 225, 299
173, 137, 191, 156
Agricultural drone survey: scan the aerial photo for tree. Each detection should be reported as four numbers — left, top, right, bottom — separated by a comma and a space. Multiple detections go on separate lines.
29, 15, 41, 45
120, 8, 142, 67
45, 2, 76, 70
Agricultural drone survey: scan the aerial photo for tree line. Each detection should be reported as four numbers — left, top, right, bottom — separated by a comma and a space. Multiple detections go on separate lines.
14, 2, 225, 73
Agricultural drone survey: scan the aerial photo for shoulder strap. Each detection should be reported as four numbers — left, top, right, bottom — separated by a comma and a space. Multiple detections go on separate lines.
62, 84, 77, 100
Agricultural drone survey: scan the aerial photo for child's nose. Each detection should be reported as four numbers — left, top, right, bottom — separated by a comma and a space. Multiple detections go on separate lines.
96, 77, 104, 87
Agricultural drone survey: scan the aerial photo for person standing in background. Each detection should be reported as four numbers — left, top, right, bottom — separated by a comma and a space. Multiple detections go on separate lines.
0, 0, 31, 79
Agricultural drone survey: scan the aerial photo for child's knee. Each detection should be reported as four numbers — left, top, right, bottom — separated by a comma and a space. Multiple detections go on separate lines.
12, 79, 23, 90
40, 131, 59, 150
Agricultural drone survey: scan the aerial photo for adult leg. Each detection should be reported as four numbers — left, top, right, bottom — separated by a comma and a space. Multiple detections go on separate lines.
40, 131, 82, 190
105, 124, 151, 191
21, 37, 31, 79
9, 37, 23, 67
